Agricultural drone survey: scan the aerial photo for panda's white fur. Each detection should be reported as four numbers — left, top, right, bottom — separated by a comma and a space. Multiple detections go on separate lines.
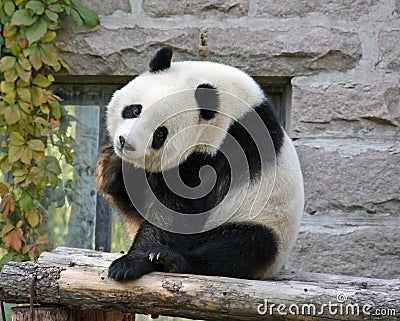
101, 49, 304, 280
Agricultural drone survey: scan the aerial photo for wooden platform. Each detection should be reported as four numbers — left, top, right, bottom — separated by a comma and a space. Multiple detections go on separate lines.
0, 247, 399, 320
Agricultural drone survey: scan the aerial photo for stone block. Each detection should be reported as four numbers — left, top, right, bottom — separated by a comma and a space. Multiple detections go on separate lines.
255, 0, 380, 20
57, 25, 200, 75
291, 82, 400, 137
143, 0, 249, 17
296, 142, 400, 216
57, 24, 361, 77
378, 30, 400, 72
288, 227, 400, 279
207, 27, 361, 76
78, 0, 131, 15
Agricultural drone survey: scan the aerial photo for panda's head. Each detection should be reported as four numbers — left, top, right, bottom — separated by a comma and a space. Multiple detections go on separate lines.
107, 47, 265, 172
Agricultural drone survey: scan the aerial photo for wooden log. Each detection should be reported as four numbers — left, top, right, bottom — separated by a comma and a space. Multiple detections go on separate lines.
0, 247, 399, 321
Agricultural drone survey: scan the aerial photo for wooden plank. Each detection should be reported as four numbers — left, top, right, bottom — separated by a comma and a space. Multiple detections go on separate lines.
0, 247, 399, 321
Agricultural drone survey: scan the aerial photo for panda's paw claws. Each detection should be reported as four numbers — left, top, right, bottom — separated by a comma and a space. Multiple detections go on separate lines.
148, 247, 186, 273
148, 252, 156, 262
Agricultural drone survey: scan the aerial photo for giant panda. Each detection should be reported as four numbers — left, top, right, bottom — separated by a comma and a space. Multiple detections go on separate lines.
95, 46, 304, 281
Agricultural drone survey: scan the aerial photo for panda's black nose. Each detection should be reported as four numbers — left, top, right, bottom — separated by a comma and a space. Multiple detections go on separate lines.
119, 136, 125, 149
119, 135, 135, 151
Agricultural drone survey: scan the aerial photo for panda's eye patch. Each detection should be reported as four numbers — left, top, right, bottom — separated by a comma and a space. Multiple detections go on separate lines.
152, 126, 168, 149
122, 104, 142, 119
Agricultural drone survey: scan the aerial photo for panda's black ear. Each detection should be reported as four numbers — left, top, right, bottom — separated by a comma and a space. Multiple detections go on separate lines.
149, 46, 173, 72
195, 84, 219, 120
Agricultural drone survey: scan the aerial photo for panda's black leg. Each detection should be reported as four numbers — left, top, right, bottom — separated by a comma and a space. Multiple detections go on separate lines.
188, 223, 279, 279
108, 222, 190, 280
109, 222, 279, 280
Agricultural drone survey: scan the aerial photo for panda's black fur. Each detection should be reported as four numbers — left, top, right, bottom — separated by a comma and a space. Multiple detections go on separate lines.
95, 47, 303, 281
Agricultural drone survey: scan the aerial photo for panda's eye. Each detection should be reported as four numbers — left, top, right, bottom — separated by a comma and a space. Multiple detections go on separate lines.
155, 126, 168, 138
122, 104, 142, 119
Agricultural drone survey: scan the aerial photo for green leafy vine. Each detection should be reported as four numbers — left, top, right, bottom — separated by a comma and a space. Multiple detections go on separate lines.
0, 0, 99, 267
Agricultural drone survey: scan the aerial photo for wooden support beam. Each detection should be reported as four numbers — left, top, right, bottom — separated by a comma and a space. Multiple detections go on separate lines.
0, 247, 399, 320
10, 306, 135, 321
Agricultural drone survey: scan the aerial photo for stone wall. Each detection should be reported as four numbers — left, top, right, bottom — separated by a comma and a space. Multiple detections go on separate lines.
58, 0, 400, 278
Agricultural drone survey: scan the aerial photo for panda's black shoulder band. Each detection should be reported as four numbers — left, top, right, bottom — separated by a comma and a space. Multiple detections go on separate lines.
149, 46, 173, 72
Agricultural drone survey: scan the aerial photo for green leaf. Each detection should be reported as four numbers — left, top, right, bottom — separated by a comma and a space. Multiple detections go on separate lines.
19, 101, 34, 114
25, 1, 45, 15
0, 56, 16, 72
12, 188, 22, 202
1, 81, 15, 93
45, 9, 58, 22
38, 43, 59, 66
28, 139, 45, 152
71, 0, 99, 26
34, 117, 49, 126
17, 87, 32, 103
9, 131, 25, 146
64, 4, 71, 15
25, 46, 43, 70
70, 8, 83, 26
47, 160, 61, 175
3, 23, 17, 38
25, 18, 47, 45
21, 147, 33, 164
18, 57, 32, 71
4, 68, 18, 82
8, 145, 24, 163
19, 191, 33, 212
0, 182, 9, 196
17, 78, 30, 88
26, 208, 39, 227
14, 168, 28, 183
13, 168, 28, 177
48, 3, 64, 13
0, 152, 8, 162
40, 30, 56, 43
0, 251, 19, 267
11, 9, 37, 26
4, 105, 21, 125
4, 1, 16, 16
49, 100, 61, 119
16, 63, 32, 82
40, 104, 50, 114
32, 74, 51, 87
31, 86, 45, 106
3, 90, 16, 104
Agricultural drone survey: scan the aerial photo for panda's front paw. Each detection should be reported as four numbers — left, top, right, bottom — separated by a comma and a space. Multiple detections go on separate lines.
108, 254, 155, 281
148, 246, 188, 273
